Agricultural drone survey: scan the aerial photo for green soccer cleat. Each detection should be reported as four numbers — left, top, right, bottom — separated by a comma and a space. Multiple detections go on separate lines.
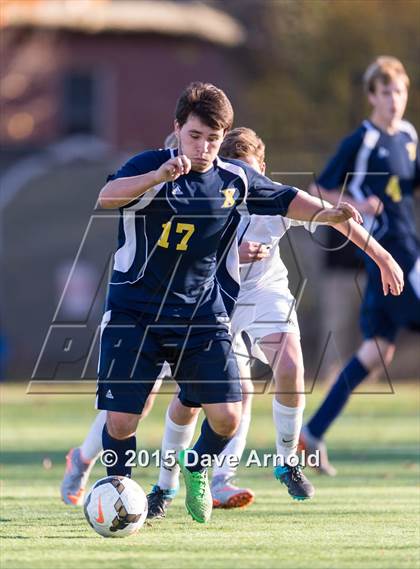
178, 449, 212, 523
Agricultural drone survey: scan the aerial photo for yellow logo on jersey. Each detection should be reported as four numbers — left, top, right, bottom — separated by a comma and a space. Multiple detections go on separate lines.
406, 142, 417, 161
385, 175, 402, 203
221, 188, 236, 208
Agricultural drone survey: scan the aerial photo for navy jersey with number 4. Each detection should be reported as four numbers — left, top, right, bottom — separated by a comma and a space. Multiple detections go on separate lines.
106, 148, 297, 319
318, 119, 420, 340
318, 119, 420, 259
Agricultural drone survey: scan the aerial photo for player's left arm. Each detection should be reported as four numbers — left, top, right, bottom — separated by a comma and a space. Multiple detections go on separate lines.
333, 220, 404, 296
245, 167, 363, 225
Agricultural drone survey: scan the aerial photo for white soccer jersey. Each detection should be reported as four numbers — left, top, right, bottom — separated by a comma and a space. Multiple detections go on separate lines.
238, 214, 316, 291
231, 214, 319, 359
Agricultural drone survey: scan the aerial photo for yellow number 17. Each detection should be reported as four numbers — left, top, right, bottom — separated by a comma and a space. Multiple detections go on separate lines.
158, 222, 195, 251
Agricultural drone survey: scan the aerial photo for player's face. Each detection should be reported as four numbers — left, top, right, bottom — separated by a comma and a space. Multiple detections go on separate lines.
240, 154, 266, 175
369, 78, 408, 125
174, 115, 225, 172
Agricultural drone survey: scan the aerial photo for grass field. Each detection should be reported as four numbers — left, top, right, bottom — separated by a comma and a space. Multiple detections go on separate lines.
1, 382, 419, 569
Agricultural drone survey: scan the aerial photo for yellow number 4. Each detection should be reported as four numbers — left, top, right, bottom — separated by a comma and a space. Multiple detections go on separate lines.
158, 222, 195, 251
385, 175, 402, 203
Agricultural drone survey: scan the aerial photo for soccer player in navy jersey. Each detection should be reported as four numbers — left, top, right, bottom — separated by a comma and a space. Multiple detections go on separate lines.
61, 127, 403, 513
301, 56, 420, 475
95, 82, 363, 523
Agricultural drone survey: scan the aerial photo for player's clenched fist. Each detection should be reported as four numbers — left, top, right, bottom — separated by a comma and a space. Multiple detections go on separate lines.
239, 241, 271, 263
318, 202, 364, 225
154, 155, 191, 184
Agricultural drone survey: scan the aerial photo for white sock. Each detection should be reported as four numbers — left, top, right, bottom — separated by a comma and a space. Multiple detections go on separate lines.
80, 410, 106, 462
212, 413, 251, 480
272, 399, 305, 466
157, 410, 198, 490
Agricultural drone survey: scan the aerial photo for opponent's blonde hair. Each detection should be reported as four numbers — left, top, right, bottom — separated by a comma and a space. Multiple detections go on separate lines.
363, 56, 410, 93
220, 127, 265, 167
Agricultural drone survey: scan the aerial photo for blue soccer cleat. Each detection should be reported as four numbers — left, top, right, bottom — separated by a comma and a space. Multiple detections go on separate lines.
146, 484, 178, 520
274, 464, 315, 501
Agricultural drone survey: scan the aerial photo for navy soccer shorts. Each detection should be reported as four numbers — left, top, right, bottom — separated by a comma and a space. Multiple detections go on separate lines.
96, 309, 242, 414
360, 249, 420, 343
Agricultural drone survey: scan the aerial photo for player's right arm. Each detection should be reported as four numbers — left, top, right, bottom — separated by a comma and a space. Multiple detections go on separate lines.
98, 154, 191, 209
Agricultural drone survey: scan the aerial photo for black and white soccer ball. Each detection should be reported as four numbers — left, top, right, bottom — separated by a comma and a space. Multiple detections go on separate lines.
84, 476, 148, 538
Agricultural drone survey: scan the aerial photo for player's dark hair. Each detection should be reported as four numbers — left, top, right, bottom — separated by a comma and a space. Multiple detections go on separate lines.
175, 82, 234, 132
220, 127, 265, 166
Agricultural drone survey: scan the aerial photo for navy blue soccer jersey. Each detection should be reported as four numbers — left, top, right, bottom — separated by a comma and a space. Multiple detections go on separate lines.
317, 119, 420, 256
105, 149, 297, 319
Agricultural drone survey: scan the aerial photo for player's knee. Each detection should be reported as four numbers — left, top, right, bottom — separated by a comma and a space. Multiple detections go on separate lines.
170, 398, 201, 424
185, 406, 201, 421
210, 411, 240, 438
106, 412, 138, 440
358, 339, 395, 370
276, 358, 303, 384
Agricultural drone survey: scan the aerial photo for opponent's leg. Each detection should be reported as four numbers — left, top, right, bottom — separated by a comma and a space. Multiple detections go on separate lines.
147, 395, 200, 519
262, 332, 314, 500
61, 411, 106, 505
301, 337, 395, 475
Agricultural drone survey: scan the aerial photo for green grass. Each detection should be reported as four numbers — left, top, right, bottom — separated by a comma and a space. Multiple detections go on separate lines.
1, 383, 419, 569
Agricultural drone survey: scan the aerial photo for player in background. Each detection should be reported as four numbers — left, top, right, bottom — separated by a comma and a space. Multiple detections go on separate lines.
146, 127, 404, 518
300, 56, 420, 475
78, 81, 366, 524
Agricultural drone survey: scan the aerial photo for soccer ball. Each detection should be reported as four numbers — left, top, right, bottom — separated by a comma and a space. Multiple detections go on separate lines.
84, 476, 148, 538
